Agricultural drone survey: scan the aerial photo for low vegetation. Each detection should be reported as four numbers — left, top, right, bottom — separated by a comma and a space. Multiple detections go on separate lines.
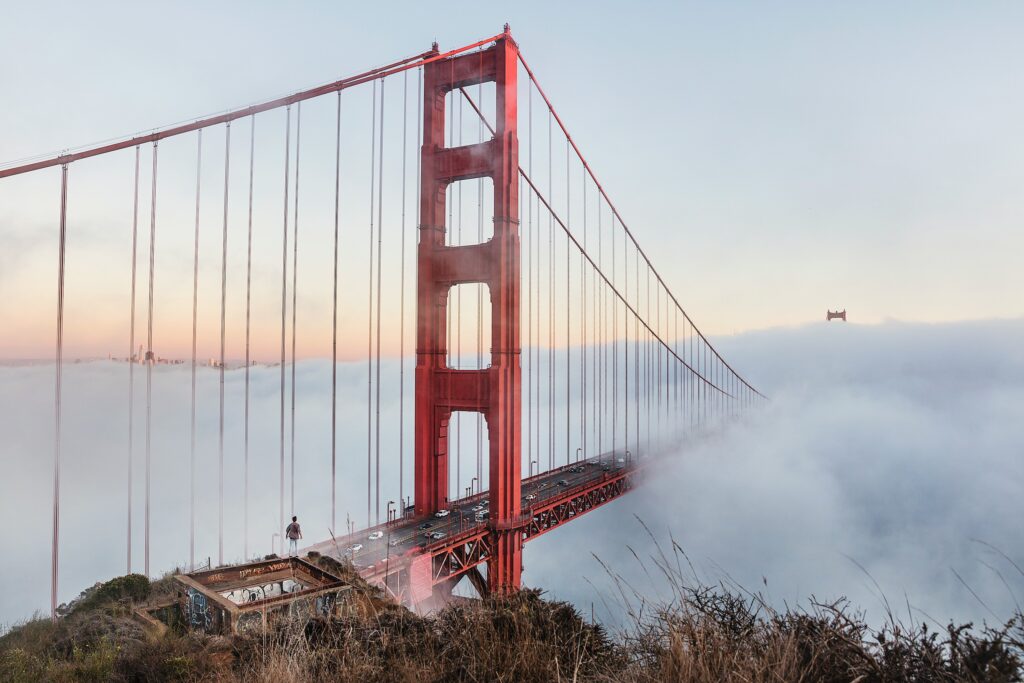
2, 554, 1021, 682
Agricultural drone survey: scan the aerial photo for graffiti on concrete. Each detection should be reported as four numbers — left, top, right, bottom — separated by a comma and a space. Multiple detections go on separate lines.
316, 592, 336, 616
184, 587, 213, 630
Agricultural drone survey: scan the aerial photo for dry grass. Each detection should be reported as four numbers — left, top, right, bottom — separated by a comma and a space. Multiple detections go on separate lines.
2, 549, 1022, 682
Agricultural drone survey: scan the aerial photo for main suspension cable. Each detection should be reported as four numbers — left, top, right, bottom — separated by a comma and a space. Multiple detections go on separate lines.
456, 87, 734, 397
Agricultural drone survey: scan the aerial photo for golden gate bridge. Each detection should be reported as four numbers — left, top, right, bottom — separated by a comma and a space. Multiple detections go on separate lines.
0, 26, 764, 616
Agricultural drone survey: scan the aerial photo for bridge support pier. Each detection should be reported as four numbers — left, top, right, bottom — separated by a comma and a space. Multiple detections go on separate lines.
415, 28, 522, 597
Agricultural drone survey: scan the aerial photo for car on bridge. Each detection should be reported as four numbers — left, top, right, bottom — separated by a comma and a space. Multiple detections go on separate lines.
368, 531, 383, 540
434, 509, 450, 518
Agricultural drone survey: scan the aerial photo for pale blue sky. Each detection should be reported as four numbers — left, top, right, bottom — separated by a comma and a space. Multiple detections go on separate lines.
2, 0, 1022, 350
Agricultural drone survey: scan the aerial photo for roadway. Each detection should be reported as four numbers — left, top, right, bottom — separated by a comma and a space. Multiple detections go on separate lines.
305, 451, 632, 571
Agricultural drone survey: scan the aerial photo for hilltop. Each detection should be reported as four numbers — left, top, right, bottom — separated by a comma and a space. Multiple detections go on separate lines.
1, 552, 1021, 682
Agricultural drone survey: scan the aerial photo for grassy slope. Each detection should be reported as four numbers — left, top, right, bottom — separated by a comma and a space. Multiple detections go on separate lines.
1, 556, 1022, 682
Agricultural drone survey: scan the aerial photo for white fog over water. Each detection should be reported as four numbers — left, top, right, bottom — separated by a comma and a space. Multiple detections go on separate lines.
2, 318, 1022, 630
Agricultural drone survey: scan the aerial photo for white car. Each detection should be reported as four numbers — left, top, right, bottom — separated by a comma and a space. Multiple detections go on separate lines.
524, 493, 537, 501
434, 509, 450, 518
368, 531, 384, 541
348, 543, 363, 553
471, 505, 484, 512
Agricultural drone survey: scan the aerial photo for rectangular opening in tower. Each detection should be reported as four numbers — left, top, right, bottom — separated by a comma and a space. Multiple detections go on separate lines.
446, 282, 492, 370
444, 83, 497, 150
446, 409, 490, 504
445, 177, 494, 246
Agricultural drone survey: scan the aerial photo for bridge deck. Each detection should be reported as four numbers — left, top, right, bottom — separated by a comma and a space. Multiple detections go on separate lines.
304, 453, 640, 597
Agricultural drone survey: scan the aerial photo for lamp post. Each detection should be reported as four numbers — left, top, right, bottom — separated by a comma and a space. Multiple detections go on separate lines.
576, 447, 582, 464
471, 477, 478, 495
531, 459, 537, 477
626, 450, 632, 465
385, 501, 394, 591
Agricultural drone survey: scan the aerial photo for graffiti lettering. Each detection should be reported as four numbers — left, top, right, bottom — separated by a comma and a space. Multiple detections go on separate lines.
184, 587, 213, 631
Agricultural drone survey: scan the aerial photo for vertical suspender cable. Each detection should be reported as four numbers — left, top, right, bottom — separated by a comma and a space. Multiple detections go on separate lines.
127, 147, 140, 574
446, 70, 453, 500
580, 169, 586, 460
145, 142, 158, 576
535, 111, 541, 471
565, 139, 570, 464
476, 61, 483, 489
218, 122, 231, 567
51, 163, 68, 620
656, 282, 660, 440
634, 248, 639, 457
646, 268, 651, 453
618, 224, 626, 458
456, 92, 462, 498
599, 184, 604, 455
244, 115, 255, 559
399, 72, 408, 511
367, 81, 376, 527
279, 107, 291, 549
412, 66, 422, 511
673, 307, 678, 440
331, 92, 341, 532
375, 78, 385, 523
547, 109, 553, 471
528, 82, 536, 479
612, 209, 617, 456
290, 104, 301, 517
189, 130, 202, 570
593, 197, 599, 453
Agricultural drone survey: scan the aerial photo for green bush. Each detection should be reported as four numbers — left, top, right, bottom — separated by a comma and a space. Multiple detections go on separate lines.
69, 574, 151, 615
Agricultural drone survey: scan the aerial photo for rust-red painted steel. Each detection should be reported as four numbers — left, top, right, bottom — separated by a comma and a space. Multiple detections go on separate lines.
360, 464, 641, 600
414, 29, 522, 596
0, 33, 504, 179
515, 51, 765, 399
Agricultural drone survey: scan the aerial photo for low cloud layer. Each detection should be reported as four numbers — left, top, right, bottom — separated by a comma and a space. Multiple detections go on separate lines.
2, 319, 1022, 629
524, 319, 1024, 628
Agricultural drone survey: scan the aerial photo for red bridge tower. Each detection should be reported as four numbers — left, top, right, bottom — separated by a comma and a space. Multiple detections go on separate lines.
414, 29, 522, 595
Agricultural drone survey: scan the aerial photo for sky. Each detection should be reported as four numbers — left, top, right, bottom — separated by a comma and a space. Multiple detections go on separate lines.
0, 0, 1021, 632
2, 0, 1023, 360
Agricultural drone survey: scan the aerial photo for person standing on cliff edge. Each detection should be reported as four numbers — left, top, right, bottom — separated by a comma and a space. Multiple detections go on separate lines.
285, 516, 302, 557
